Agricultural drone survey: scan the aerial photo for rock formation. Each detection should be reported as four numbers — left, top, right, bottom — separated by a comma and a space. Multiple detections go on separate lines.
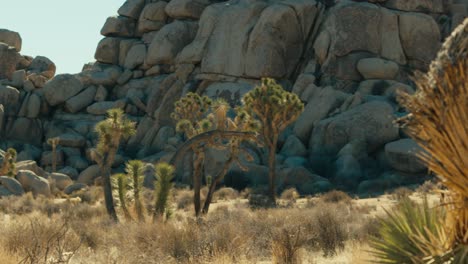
0, 0, 466, 196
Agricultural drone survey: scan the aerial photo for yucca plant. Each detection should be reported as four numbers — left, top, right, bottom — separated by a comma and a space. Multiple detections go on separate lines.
126, 160, 146, 222
153, 162, 175, 222
397, 18, 468, 258
0, 148, 17, 177
93, 108, 136, 221
243, 78, 304, 203
112, 173, 133, 221
370, 198, 450, 263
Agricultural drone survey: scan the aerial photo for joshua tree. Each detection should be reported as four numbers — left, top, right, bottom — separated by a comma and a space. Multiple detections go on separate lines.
126, 160, 145, 222
47, 137, 60, 173
243, 78, 304, 203
172, 94, 259, 216
0, 148, 17, 177
172, 93, 213, 216
112, 173, 133, 221
201, 103, 259, 214
153, 162, 175, 222
93, 108, 136, 221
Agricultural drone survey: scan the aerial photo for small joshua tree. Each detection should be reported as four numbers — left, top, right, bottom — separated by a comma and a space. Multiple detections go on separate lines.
112, 173, 133, 221
243, 78, 304, 203
172, 93, 213, 216
1, 148, 17, 177
93, 108, 136, 221
47, 137, 60, 173
153, 162, 175, 222
126, 160, 145, 222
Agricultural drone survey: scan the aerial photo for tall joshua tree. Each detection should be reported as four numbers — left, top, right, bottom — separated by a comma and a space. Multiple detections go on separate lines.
243, 78, 304, 203
0, 148, 17, 177
93, 109, 136, 221
153, 162, 175, 222
126, 160, 145, 222
47, 137, 60, 173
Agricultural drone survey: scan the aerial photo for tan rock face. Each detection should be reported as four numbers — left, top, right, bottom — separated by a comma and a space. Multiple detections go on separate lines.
0, 29, 22, 51
0, 43, 19, 80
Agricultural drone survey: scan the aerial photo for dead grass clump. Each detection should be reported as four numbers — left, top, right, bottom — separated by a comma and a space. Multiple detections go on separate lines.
70, 186, 102, 204
213, 187, 239, 202
390, 187, 413, 201
1, 215, 81, 263
272, 226, 308, 264
174, 188, 193, 210
320, 190, 352, 204
314, 205, 347, 257
280, 188, 300, 202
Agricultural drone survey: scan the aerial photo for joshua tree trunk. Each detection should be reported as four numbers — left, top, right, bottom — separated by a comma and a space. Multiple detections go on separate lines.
268, 138, 277, 204
193, 155, 203, 217
117, 177, 132, 221
102, 165, 118, 222
202, 156, 234, 214
51, 144, 57, 173
134, 175, 144, 222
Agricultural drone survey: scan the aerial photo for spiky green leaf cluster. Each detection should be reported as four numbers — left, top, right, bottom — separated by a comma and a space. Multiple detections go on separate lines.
370, 198, 450, 263
243, 78, 303, 134
126, 160, 145, 191
112, 173, 132, 221
172, 93, 213, 139
95, 108, 136, 155
154, 162, 175, 218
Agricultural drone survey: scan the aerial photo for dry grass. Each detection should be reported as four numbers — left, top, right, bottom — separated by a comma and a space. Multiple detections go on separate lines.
0, 189, 383, 263
319, 190, 352, 204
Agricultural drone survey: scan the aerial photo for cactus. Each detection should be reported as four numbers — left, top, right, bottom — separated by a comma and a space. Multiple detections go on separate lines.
126, 160, 145, 222
112, 173, 133, 221
153, 162, 175, 222
243, 78, 304, 203
47, 137, 60, 173
93, 108, 136, 222
1, 148, 17, 177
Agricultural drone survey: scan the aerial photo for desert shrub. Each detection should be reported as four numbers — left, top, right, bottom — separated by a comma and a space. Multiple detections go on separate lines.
390, 187, 413, 201
1, 215, 81, 263
213, 187, 239, 201
71, 186, 102, 204
320, 190, 352, 204
280, 188, 300, 202
249, 194, 275, 209
416, 180, 437, 194
174, 188, 193, 210
313, 204, 347, 257
272, 226, 307, 264
240, 188, 252, 199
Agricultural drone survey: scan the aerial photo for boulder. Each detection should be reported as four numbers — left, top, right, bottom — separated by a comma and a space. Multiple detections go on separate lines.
334, 154, 362, 188
43, 74, 84, 106
294, 87, 349, 143
57, 133, 86, 148
64, 85, 97, 113
24, 92, 41, 119
77, 165, 101, 185
310, 101, 399, 155
6, 118, 43, 145
384, 139, 427, 173
0, 85, 20, 114
16, 160, 48, 178
124, 43, 146, 69
95, 37, 121, 64
64, 183, 88, 195
118, 0, 146, 19
57, 166, 79, 180
0, 43, 19, 79
94, 85, 108, 101
384, 0, 444, 13
0, 176, 25, 196
278, 167, 327, 194
29, 56, 56, 78
66, 156, 89, 171
138, 2, 168, 33
101, 16, 136, 37
399, 12, 441, 69
87, 100, 126, 115
0, 29, 22, 51
16, 170, 51, 197
280, 135, 307, 157
165, 0, 209, 19
146, 20, 198, 65
0, 186, 13, 197
11, 69, 26, 87
40, 150, 65, 168
50, 173, 73, 190
357, 58, 399, 80
27, 73, 48, 88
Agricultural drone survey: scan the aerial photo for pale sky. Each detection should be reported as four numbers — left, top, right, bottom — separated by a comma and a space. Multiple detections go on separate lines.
0, 0, 124, 74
